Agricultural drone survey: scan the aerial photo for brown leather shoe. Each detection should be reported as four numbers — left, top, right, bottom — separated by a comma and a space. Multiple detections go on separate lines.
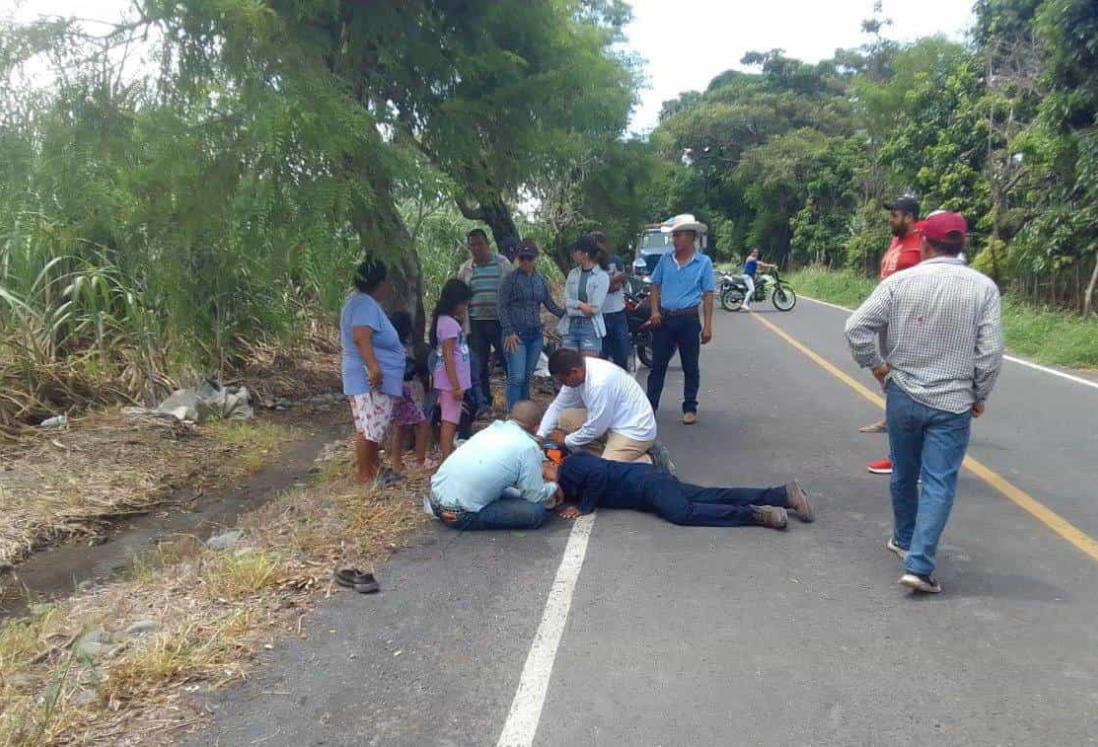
784, 480, 815, 523
682, 412, 698, 425
751, 506, 788, 530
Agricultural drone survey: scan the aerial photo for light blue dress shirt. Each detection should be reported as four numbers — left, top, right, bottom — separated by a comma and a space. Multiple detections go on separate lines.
430, 420, 559, 512
650, 251, 716, 311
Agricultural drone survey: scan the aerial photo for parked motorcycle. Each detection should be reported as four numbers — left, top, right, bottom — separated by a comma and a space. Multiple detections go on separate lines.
624, 287, 654, 369
719, 268, 797, 312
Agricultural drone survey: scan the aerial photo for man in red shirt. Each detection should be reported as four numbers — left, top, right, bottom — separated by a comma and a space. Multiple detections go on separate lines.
862, 196, 921, 475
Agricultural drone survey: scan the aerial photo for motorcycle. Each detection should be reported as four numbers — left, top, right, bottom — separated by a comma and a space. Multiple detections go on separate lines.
719, 268, 797, 312
624, 283, 654, 369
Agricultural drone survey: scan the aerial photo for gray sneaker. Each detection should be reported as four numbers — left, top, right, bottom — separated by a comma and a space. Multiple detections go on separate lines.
752, 506, 788, 530
784, 481, 814, 523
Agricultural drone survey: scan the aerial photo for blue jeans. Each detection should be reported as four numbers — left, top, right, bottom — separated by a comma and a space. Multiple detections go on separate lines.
601, 310, 631, 369
447, 497, 548, 531
562, 318, 601, 354
646, 314, 702, 413
886, 383, 972, 576
504, 330, 543, 410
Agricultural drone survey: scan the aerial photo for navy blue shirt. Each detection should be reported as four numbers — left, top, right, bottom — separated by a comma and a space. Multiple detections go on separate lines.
557, 452, 662, 514
744, 258, 758, 278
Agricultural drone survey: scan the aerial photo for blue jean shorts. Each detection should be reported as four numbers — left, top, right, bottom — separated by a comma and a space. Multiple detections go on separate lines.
562, 319, 602, 354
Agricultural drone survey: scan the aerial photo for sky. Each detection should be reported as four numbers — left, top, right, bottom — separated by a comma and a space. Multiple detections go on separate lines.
623, 0, 976, 132
4, 0, 975, 133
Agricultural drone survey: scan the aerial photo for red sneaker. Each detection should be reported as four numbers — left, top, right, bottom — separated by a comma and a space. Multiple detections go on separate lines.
867, 458, 892, 475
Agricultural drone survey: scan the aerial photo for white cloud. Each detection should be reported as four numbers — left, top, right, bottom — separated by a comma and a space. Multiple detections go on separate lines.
624, 0, 976, 133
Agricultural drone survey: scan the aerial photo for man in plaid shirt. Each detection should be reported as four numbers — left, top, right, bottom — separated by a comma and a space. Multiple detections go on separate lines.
845, 212, 1004, 594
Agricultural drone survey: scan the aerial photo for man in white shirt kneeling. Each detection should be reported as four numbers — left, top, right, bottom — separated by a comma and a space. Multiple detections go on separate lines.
537, 348, 657, 463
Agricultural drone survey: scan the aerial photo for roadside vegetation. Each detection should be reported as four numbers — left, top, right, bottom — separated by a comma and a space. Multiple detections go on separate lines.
0, 394, 318, 571
0, 435, 426, 746
3, 1, 1096, 438
789, 267, 1098, 370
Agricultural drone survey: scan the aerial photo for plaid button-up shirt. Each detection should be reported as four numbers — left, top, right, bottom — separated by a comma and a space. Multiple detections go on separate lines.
844, 257, 1004, 414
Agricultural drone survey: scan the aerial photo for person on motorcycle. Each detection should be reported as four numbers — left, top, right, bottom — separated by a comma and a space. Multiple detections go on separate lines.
544, 452, 814, 529
537, 348, 657, 463
740, 248, 776, 312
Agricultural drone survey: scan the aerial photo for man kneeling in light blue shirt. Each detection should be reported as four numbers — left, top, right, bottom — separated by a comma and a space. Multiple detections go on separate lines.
429, 401, 563, 530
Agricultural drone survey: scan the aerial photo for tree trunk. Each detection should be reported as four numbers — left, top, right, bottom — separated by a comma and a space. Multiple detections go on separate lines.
1084, 254, 1098, 319
456, 193, 520, 251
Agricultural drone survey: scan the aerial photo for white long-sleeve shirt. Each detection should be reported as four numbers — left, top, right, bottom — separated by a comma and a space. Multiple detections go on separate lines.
537, 358, 658, 448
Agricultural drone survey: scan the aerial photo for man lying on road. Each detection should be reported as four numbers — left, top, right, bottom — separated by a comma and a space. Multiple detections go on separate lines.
429, 401, 563, 531
537, 348, 657, 463
544, 452, 814, 529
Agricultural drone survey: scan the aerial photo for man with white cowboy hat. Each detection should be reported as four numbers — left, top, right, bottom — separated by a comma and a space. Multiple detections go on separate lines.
646, 214, 716, 425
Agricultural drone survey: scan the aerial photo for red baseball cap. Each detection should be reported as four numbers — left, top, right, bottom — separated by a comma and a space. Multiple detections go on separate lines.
918, 211, 967, 245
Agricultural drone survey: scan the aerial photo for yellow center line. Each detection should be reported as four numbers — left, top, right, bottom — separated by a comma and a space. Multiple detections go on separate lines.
750, 311, 1098, 565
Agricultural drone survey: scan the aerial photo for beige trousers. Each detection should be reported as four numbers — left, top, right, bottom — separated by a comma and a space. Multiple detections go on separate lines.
557, 408, 653, 463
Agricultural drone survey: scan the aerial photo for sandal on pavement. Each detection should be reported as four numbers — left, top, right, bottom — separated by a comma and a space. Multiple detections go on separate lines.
334, 568, 380, 594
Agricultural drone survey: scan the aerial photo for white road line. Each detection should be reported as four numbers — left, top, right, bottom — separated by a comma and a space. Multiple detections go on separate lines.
496, 513, 595, 747
799, 295, 1098, 391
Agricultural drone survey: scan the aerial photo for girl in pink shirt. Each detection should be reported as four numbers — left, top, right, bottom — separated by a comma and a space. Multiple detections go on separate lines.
431, 279, 473, 458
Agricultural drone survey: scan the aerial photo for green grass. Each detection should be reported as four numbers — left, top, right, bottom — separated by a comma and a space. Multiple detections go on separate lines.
786, 267, 877, 308
787, 268, 1098, 371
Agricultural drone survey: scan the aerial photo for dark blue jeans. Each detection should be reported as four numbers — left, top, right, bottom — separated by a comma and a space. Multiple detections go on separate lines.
633, 472, 789, 527
886, 383, 972, 576
446, 496, 548, 531
601, 310, 632, 370
646, 314, 702, 413
469, 319, 505, 405
504, 330, 543, 410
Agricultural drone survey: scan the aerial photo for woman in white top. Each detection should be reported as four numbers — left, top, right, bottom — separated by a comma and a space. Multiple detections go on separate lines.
559, 235, 609, 357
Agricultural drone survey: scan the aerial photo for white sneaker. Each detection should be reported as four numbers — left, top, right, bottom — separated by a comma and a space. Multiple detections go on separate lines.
900, 573, 941, 594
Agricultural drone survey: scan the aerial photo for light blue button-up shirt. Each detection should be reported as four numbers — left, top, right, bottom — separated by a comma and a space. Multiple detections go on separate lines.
430, 420, 558, 512
650, 251, 716, 311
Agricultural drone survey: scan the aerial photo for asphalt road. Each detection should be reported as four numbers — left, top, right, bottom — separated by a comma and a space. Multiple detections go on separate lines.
190, 300, 1098, 747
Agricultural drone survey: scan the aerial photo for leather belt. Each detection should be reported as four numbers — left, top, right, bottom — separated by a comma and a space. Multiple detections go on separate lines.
661, 307, 700, 319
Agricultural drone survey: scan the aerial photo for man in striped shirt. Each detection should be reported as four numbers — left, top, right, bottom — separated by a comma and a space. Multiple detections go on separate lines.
845, 212, 1004, 594
458, 229, 513, 409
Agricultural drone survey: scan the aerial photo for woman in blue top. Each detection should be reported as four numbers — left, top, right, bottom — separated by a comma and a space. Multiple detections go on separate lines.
741, 248, 776, 311
341, 259, 407, 485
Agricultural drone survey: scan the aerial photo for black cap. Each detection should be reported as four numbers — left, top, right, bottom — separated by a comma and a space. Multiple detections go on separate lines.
516, 242, 538, 259
885, 196, 920, 218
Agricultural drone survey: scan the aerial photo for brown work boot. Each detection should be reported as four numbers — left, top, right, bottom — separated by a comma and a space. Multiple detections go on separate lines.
784, 480, 815, 523
682, 412, 698, 425
752, 506, 788, 530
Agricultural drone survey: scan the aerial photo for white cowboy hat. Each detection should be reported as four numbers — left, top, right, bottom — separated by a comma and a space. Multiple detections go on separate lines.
660, 213, 707, 234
